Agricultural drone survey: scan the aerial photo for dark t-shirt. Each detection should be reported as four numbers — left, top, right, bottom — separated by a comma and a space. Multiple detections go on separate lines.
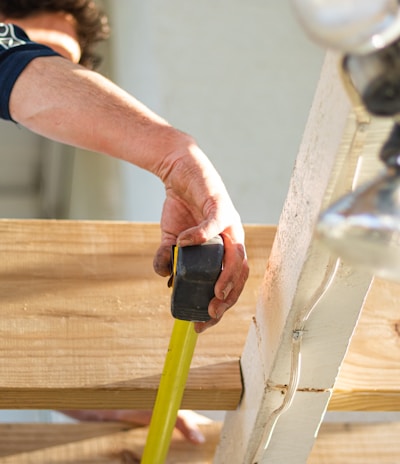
0, 23, 60, 121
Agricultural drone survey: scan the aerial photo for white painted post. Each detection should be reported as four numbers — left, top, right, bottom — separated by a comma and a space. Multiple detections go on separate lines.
214, 52, 387, 463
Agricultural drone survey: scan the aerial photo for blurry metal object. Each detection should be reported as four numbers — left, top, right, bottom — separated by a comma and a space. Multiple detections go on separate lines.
317, 54, 400, 281
317, 167, 400, 281
291, 0, 400, 54
344, 39, 400, 116
291, 0, 400, 280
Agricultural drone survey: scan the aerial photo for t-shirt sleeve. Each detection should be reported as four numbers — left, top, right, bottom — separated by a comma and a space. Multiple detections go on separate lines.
0, 22, 61, 121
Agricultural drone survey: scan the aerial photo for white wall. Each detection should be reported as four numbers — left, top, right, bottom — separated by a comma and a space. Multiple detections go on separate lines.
107, 0, 324, 224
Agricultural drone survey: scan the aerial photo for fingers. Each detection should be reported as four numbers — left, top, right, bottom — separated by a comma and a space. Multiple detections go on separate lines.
194, 317, 221, 333
209, 236, 249, 319
60, 409, 207, 445
214, 235, 248, 304
154, 224, 249, 334
194, 266, 249, 333
153, 244, 172, 277
194, 240, 249, 333
154, 219, 221, 277
176, 219, 222, 247
175, 410, 208, 444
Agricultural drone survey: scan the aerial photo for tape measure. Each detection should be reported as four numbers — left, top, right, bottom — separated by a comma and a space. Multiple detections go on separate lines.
169, 235, 224, 322
141, 235, 225, 463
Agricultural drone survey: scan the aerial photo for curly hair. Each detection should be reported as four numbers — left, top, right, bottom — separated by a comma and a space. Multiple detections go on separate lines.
0, 0, 110, 69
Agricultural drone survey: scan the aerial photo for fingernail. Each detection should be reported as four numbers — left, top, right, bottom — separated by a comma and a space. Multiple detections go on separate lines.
190, 429, 206, 444
195, 323, 206, 334
222, 282, 234, 300
177, 237, 193, 247
215, 303, 229, 319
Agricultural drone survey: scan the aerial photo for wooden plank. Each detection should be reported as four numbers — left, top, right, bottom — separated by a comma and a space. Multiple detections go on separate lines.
0, 423, 130, 457
0, 422, 222, 463
214, 52, 390, 463
330, 277, 400, 411
0, 220, 272, 410
1, 420, 398, 463
0, 217, 398, 414
308, 422, 400, 464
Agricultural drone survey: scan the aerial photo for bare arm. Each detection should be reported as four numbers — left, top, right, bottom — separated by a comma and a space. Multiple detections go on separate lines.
10, 56, 184, 175
10, 56, 249, 332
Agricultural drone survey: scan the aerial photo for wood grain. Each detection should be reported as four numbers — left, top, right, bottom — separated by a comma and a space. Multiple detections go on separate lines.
0, 423, 130, 458
1, 218, 399, 413
0, 219, 272, 410
0, 422, 222, 463
1, 420, 399, 463
308, 422, 400, 464
330, 277, 400, 411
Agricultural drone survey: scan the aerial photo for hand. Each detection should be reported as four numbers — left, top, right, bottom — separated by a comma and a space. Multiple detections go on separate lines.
7, 53, 248, 332
153, 140, 249, 333
59, 409, 208, 444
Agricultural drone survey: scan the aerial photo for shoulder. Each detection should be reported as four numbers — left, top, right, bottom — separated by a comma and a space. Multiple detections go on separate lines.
0, 22, 60, 121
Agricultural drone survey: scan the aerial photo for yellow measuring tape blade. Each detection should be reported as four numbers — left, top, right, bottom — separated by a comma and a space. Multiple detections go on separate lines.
141, 318, 198, 463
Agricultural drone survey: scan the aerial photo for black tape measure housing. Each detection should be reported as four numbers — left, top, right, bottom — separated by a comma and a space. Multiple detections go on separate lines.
170, 236, 224, 322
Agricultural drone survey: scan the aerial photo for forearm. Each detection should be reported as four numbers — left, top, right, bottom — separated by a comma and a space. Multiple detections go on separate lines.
9, 55, 194, 179
8, 53, 248, 333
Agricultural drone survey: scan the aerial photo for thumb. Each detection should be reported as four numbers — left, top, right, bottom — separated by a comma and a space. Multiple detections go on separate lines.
177, 219, 222, 247
153, 244, 173, 277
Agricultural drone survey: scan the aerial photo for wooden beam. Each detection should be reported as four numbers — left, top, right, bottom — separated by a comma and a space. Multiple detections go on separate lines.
308, 422, 400, 464
214, 51, 392, 463
0, 422, 222, 463
330, 277, 400, 411
0, 220, 272, 410
1, 420, 400, 463
0, 422, 130, 458
0, 217, 398, 415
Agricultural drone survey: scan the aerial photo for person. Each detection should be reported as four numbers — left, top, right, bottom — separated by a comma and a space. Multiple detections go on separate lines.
0, 0, 249, 449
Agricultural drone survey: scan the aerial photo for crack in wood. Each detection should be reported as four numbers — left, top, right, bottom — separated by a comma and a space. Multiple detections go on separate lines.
269, 384, 329, 394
